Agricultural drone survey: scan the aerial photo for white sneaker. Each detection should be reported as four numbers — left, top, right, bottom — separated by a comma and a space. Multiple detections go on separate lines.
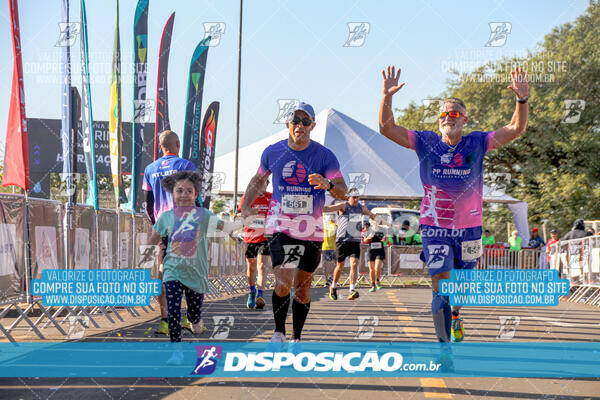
190, 320, 206, 335
266, 332, 287, 353
166, 350, 184, 365
288, 339, 302, 355
270, 331, 287, 342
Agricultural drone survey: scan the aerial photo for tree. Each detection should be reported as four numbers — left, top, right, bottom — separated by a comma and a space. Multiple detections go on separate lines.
211, 199, 227, 214
394, 1, 600, 239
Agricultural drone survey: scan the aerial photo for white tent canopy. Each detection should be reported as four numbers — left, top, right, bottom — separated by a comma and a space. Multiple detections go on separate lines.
214, 108, 522, 204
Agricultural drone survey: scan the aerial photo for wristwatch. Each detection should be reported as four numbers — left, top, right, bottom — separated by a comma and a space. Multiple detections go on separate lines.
327, 179, 335, 191
517, 95, 529, 104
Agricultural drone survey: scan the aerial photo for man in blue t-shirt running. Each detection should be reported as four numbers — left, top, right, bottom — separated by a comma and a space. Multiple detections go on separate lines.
241, 102, 348, 346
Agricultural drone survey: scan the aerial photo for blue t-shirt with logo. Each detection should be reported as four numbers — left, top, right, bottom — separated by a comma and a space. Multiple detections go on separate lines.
258, 139, 342, 241
407, 130, 495, 229
142, 155, 195, 221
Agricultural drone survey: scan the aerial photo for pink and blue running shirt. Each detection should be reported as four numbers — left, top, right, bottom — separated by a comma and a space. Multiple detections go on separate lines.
142, 155, 195, 221
407, 130, 496, 229
258, 139, 343, 241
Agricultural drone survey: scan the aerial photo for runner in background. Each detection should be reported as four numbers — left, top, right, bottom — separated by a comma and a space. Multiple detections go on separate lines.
238, 179, 272, 309
325, 188, 377, 301
321, 213, 338, 287
364, 220, 387, 291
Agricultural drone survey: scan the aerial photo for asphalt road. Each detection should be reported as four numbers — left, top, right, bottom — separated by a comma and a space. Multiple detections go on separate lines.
1, 285, 599, 400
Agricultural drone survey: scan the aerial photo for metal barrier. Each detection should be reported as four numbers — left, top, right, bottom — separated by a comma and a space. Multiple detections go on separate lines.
0, 196, 167, 341
479, 246, 546, 270
314, 244, 428, 287
314, 244, 548, 287
4, 193, 595, 341
550, 236, 600, 307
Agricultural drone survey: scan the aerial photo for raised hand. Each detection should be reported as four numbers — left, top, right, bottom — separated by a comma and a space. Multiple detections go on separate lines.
507, 66, 529, 100
382, 65, 405, 97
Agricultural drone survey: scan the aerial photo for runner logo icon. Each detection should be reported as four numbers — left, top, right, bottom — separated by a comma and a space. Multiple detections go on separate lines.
56, 22, 80, 47
344, 22, 370, 47
348, 172, 370, 195
356, 316, 379, 339
486, 22, 511, 47
274, 99, 300, 124
497, 316, 520, 340
203, 22, 226, 46
282, 245, 305, 269
211, 316, 234, 339
427, 245, 450, 269
192, 345, 222, 375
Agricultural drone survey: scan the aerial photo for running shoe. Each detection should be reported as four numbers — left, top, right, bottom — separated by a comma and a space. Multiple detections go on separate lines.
255, 295, 265, 310
376, 281, 382, 290
329, 286, 338, 300
166, 350, 184, 365
266, 331, 287, 352
451, 315, 464, 342
369, 286, 377, 292
270, 331, 286, 342
190, 319, 206, 335
181, 315, 191, 331
247, 292, 256, 309
436, 351, 455, 373
348, 289, 360, 300
288, 339, 302, 355
155, 319, 169, 335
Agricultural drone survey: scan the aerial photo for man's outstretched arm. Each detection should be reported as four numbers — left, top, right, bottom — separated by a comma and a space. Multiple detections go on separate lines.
379, 65, 411, 148
491, 66, 529, 149
240, 173, 269, 217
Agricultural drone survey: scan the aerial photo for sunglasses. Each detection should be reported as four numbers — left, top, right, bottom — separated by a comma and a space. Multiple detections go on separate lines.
290, 117, 313, 127
439, 111, 465, 119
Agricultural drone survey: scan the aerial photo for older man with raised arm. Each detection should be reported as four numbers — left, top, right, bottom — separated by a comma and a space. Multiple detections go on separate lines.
379, 65, 528, 352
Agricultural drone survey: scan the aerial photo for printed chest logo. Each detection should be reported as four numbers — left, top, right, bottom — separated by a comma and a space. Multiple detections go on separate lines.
440, 152, 463, 168
282, 160, 307, 185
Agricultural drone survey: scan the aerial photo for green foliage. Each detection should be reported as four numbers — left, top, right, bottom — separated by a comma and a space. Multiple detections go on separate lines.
394, 1, 600, 239
211, 199, 227, 214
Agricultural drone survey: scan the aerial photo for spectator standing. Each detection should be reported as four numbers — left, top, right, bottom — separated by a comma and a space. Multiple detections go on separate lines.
561, 219, 592, 240
509, 231, 522, 251
528, 227, 545, 249
546, 229, 560, 264
482, 230, 495, 246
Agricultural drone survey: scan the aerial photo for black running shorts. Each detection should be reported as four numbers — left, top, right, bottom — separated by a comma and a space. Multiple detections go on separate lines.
268, 233, 322, 273
336, 241, 361, 262
245, 241, 271, 258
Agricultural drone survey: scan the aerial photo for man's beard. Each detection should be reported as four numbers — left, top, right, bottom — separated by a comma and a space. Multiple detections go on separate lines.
440, 124, 461, 138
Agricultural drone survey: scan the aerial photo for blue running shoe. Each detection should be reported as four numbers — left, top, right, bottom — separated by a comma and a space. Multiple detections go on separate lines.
247, 292, 256, 309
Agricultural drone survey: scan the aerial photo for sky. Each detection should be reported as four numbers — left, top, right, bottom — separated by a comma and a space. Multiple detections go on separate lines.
0, 0, 591, 159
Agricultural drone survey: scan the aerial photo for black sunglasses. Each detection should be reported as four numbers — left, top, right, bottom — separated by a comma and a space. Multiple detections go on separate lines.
290, 117, 313, 127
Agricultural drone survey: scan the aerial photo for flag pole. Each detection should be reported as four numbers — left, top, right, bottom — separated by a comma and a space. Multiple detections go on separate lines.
233, 0, 243, 214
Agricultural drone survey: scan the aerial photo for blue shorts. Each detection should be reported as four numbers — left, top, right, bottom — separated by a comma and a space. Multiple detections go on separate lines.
419, 225, 483, 276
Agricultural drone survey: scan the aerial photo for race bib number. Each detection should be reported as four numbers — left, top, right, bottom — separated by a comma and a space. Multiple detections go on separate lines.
462, 238, 483, 261
370, 242, 382, 249
349, 214, 362, 223
250, 217, 266, 229
281, 195, 313, 214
